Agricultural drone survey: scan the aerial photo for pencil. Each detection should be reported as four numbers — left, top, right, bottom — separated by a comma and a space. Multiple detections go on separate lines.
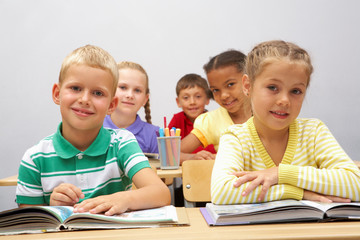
164, 128, 173, 166
158, 128, 167, 168
170, 129, 179, 166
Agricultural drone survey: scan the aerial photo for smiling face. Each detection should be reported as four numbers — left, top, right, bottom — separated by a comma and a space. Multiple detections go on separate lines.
243, 60, 308, 135
52, 64, 117, 139
114, 68, 149, 117
207, 65, 246, 115
176, 86, 210, 122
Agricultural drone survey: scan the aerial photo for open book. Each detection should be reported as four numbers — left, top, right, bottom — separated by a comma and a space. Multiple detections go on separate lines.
200, 199, 360, 226
144, 152, 160, 168
0, 205, 189, 235
144, 153, 159, 159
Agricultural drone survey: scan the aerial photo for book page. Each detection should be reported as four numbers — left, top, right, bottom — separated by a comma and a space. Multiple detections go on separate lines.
0, 206, 74, 235
144, 153, 159, 159
204, 200, 329, 225
302, 200, 360, 213
65, 205, 178, 225
208, 200, 310, 216
39, 206, 74, 223
0, 206, 182, 235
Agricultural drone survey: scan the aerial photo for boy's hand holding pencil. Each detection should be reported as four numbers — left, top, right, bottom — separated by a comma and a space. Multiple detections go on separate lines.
50, 183, 85, 207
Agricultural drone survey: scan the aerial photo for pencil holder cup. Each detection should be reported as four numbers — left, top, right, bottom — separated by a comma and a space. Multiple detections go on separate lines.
157, 136, 181, 169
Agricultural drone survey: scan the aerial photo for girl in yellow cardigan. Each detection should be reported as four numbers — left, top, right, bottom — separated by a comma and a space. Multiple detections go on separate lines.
211, 40, 360, 204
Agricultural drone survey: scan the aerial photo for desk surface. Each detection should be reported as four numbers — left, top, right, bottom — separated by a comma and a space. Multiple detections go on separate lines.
2, 208, 360, 240
0, 175, 17, 186
148, 159, 182, 177
157, 167, 182, 179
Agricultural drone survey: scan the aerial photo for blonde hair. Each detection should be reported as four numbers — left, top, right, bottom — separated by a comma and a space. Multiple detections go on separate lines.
117, 61, 152, 124
245, 40, 313, 86
59, 45, 119, 96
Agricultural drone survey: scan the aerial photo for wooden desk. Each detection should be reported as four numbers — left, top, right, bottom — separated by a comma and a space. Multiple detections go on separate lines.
0, 175, 17, 186
148, 159, 182, 178
2, 208, 360, 240
157, 167, 182, 179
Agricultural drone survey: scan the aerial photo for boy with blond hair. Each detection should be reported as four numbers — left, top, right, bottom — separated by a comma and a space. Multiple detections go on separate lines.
16, 45, 170, 215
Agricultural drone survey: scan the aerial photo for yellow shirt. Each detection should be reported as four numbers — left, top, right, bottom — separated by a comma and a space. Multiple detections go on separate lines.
211, 117, 360, 204
192, 107, 233, 151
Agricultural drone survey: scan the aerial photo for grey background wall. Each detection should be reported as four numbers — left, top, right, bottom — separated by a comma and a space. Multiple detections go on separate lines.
0, 0, 359, 211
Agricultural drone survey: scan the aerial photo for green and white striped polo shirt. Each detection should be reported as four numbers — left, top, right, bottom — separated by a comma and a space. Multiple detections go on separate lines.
16, 123, 150, 205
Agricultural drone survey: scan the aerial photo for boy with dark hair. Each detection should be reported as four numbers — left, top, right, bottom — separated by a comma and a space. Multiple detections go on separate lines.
169, 73, 216, 157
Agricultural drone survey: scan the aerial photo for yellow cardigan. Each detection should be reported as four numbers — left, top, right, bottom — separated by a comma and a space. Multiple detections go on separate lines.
211, 117, 360, 204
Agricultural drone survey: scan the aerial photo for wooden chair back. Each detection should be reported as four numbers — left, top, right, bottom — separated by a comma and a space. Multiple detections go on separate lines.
182, 160, 214, 207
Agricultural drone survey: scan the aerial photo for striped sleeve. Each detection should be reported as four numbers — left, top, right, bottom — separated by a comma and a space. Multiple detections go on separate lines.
211, 128, 303, 205
16, 138, 55, 205
114, 129, 150, 180
279, 120, 360, 201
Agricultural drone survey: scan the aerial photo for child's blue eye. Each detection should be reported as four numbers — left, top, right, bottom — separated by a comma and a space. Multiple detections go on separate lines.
292, 89, 302, 95
71, 86, 81, 91
135, 89, 142, 93
118, 86, 126, 90
93, 91, 104, 96
267, 86, 277, 91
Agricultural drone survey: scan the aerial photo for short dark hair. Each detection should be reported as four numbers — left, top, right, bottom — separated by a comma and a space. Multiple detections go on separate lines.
176, 73, 213, 99
203, 49, 246, 74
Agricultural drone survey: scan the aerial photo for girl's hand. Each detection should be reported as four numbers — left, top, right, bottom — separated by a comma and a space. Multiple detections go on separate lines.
303, 190, 351, 203
180, 151, 215, 164
194, 150, 216, 160
232, 167, 279, 202
73, 192, 128, 216
50, 183, 84, 206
